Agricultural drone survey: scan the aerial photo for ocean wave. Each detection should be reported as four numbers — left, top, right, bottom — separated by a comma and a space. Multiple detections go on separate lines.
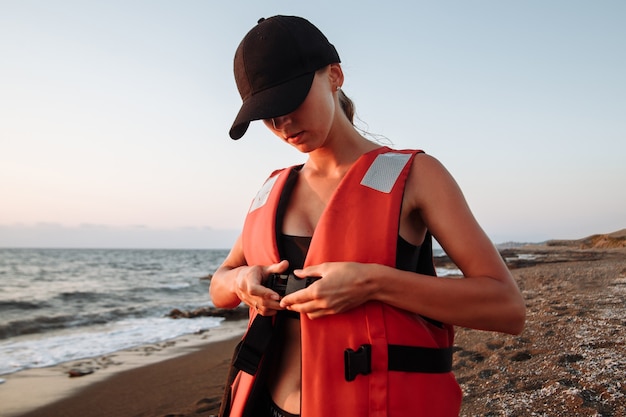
0, 307, 160, 340
56, 290, 105, 302
0, 300, 51, 311
53, 290, 149, 305
128, 282, 193, 293
105, 261, 164, 272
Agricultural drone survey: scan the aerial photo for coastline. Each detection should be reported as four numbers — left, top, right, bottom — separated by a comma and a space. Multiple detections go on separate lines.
0, 319, 247, 417
1, 235, 624, 417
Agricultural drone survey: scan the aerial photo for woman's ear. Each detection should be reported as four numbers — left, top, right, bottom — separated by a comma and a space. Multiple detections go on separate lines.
328, 63, 344, 90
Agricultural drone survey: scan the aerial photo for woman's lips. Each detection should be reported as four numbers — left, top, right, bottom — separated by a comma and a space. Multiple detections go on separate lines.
285, 131, 304, 143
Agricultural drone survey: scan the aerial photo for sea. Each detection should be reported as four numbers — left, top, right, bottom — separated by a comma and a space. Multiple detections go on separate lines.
0, 247, 457, 378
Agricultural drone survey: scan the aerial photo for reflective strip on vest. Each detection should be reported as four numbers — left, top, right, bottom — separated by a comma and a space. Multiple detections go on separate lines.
360, 152, 412, 193
249, 175, 279, 212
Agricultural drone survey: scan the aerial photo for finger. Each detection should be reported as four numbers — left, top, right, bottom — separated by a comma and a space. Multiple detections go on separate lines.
260, 261, 290, 301
266, 260, 290, 275
254, 301, 276, 317
305, 309, 329, 320
254, 297, 283, 316
250, 285, 281, 302
293, 265, 321, 278
285, 299, 331, 319
279, 286, 314, 308
250, 284, 277, 297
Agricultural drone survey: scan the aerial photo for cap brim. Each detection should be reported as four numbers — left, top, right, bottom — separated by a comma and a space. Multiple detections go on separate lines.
229, 71, 315, 140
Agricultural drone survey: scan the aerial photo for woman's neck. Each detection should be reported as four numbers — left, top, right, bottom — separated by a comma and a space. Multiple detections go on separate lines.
305, 128, 381, 178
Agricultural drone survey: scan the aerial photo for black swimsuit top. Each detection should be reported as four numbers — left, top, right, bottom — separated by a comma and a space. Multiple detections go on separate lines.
279, 233, 422, 273
280, 234, 312, 272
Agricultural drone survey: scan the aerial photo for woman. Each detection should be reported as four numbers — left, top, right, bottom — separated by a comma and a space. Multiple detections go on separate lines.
210, 15, 525, 417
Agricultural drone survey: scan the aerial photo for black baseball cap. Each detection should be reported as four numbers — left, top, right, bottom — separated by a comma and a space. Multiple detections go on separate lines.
229, 16, 341, 140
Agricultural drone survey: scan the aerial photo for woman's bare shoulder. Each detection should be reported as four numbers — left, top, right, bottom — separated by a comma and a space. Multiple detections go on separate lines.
406, 152, 462, 205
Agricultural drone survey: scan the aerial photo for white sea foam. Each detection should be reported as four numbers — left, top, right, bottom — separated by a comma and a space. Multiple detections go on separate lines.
0, 316, 224, 375
436, 267, 462, 277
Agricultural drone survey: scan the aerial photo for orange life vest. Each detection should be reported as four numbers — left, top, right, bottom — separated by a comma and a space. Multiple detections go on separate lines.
225, 147, 462, 417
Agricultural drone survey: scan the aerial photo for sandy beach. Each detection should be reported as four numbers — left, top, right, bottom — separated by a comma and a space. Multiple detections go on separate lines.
2, 232, 624, 417
452, 240, 626, 416
0, 320, 248, 417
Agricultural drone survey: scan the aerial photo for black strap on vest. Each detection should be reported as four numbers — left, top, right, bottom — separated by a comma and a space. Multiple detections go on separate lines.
236, 319, 453, 381
344, 343, 453, 382
232, 167, 303, 376
388, 344, 453, 373
233, 315, 274, 375
235, 318, 453, 380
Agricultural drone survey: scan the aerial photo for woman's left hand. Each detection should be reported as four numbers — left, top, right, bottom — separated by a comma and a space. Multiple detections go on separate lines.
279, 262, 375, 319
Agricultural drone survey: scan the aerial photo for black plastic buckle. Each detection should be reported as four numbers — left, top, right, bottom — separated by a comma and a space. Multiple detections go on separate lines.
266, 273, 319, 297
265, 273, 289, 296
344, 344, 372, 382
286, 276, 317, 295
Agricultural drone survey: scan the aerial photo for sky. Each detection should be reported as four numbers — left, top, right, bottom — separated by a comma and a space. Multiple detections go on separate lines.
1, 0, 624, 249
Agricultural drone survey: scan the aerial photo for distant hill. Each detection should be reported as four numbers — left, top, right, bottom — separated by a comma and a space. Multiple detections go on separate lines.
547, 229, 626, 249
496, 241, 542, 250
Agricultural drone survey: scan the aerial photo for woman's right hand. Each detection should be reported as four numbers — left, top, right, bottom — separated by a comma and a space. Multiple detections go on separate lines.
233, 260, 289, 316
209, 234, 289, 316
